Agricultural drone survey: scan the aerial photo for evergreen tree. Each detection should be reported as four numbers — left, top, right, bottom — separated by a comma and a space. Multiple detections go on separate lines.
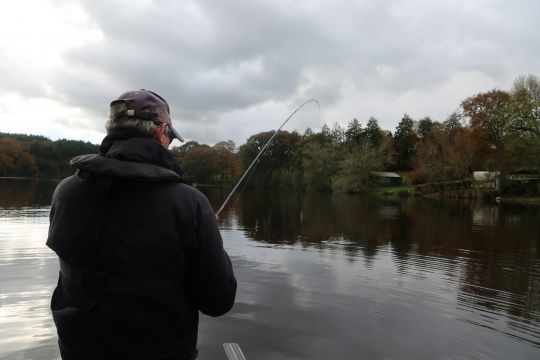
345, 118, 363, 145
417, 116, 434, 140
393, 114, 418, 170
366, 117, 382, 147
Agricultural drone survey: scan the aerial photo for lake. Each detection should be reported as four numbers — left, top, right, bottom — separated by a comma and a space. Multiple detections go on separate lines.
0, 178, 539, 359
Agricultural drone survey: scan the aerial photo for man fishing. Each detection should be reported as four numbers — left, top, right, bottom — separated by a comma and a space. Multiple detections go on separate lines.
46, 89, 237, 360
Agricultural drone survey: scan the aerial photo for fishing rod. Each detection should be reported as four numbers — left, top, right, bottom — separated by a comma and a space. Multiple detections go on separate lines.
215, 98, 320, 218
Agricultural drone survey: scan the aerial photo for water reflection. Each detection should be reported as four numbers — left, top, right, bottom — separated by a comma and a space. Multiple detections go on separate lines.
205, 188, 540, 356
0, 178, 58, 209
1, 180, 539, 360
0, 179, 61, 360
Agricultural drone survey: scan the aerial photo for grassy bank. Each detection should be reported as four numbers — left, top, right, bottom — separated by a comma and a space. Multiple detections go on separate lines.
497, 196, 540, 205
373, 181, 540, 206
373, 185, 415, 197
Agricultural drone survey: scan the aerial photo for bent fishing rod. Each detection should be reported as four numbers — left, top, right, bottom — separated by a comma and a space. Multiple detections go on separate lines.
215, 98, 320, 218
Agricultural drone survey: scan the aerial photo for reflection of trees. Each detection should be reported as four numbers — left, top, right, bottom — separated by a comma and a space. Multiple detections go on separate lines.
0, 179, 58, 208
228, 190, 400, 262
235, 189, 304, 245
457, 204, 540, 333
213, 189, 540, 325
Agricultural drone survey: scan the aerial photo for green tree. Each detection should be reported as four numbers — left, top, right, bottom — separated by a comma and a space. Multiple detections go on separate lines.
320, 124, 331, 140
303, 127, 314, 137
417, 116, 434, 141
505, 75, 540, 170
393, 114, 418, 170
181, 145, 215, 183
238, 131, 301, 187
345, 119, 363, 145
333, 139, 383, 193
329, 122, 345, 144
443, 111, 464, 137
365, 117, 382, 147
510, 74, 540, 134
299, 133, 338, 191
29, 140, 59, 178
171, 140, 201, 162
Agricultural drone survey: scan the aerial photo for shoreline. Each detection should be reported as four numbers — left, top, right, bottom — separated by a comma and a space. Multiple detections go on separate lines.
497, 196, 540, 205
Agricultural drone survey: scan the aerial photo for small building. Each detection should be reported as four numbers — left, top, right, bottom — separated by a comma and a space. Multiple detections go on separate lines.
473, 171, 499, 182
369, 171, 402, 187
473, 171, 499, 190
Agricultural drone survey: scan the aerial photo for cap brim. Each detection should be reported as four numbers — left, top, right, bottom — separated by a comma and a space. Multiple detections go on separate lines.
169, 123, 184, 142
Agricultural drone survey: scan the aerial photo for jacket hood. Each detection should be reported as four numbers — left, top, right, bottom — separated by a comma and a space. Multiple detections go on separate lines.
70, 134, 185, 181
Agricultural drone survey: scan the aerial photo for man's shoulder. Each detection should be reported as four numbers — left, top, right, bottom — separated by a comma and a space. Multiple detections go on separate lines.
166, 182, 212, 204
71, 154, 182, 181
52, 174, 82, 200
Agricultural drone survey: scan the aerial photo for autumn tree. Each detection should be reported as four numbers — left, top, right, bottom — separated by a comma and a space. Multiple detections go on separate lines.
0, 137, 38, 177
461, 89, 512, 171
413, 126, 476, 183
212, 140, 240, 185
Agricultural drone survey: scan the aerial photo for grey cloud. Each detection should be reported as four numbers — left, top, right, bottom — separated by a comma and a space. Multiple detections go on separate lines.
51, 0, 343, 116
30, 0, 540, 144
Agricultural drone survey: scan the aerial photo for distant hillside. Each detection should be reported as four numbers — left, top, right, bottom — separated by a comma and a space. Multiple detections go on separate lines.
0, 132, 99, 179
0, 132, 51, 142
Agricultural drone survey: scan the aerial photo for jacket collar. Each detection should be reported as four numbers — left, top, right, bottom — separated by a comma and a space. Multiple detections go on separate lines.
70, 132, 185, 181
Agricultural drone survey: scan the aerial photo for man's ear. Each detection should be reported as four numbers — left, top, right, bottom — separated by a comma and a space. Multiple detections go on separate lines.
155, 123, 169, 147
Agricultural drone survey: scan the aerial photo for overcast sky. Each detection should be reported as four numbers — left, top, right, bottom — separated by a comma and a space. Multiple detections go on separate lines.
1, 0, 539, 147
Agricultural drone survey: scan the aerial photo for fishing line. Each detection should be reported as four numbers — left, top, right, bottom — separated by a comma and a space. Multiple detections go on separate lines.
216, 98, 320, 219
226, 151, 263, 216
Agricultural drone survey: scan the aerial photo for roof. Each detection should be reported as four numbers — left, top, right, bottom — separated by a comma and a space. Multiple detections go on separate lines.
369, 171, 401, 178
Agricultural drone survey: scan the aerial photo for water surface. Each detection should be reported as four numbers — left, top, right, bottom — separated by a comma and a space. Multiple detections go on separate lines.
0, 179, 539, 359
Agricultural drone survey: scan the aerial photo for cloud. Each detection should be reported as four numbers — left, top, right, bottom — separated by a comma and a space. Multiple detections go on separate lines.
46, 1, 368, 116
1, 0, 539, 144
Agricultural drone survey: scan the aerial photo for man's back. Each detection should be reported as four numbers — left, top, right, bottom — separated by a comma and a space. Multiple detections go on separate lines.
48, 134, 236, 360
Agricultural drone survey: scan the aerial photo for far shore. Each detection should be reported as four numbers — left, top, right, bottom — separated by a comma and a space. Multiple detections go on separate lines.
497, 196, 540, 205
3, 177, 540, 205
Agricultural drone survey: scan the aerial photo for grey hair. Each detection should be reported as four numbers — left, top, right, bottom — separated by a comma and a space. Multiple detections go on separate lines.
105, 101, 158, 137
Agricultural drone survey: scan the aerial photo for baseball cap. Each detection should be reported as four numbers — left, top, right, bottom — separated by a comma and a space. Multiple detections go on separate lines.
110, 89, 184, 142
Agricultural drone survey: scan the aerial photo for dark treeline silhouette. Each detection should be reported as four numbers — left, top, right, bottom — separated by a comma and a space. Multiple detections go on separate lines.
0, 133, 99, 179
2, 74, 539, 189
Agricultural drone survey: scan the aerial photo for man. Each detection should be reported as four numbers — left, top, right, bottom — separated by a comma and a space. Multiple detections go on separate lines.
46, 89, 237, 360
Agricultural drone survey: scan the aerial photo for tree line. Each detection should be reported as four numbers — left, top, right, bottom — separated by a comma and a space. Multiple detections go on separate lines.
0, 133, 99, 179
176, 74, 540, 193
1, 74, 539, 191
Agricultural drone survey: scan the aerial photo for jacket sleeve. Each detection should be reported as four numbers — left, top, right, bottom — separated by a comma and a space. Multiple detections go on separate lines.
191, 194, 237, 317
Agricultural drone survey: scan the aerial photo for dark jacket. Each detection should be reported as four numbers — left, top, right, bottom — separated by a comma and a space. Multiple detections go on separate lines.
47, 134, 236, 360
